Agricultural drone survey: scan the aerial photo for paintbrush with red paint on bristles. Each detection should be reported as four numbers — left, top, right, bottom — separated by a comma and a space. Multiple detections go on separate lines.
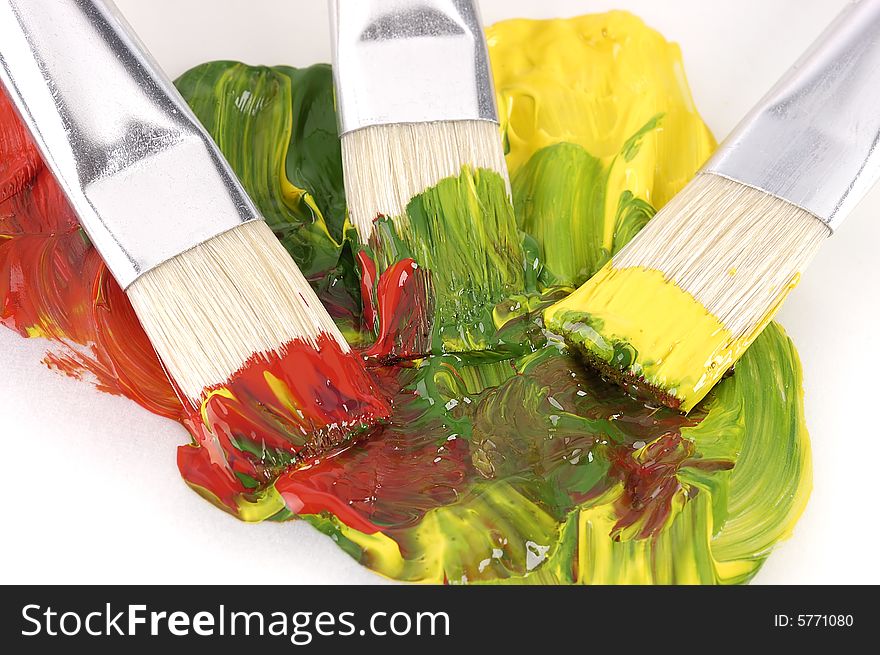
0, 0, 390, 444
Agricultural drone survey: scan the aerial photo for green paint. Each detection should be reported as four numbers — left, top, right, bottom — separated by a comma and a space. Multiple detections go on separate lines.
513, 142, 609, 287
172, 32, 810, 584
175, 62, 345, 281
368, 167, 528, 354
511, 114, 665, 287
283, 323, 807, 584
611, 190, 656, 255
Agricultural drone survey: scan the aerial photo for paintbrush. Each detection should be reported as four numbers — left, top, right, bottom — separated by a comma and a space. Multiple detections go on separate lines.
544, 0, 880, 413
330, 0, 523, 357
0, 0, 389, 435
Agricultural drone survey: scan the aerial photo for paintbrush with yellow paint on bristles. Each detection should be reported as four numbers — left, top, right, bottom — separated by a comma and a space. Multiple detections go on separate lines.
0, 0, 389, 443
545, 0, 880, 413
330, 0, 524, 358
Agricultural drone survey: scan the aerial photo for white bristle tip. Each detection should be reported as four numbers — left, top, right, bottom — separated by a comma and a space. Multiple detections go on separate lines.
340, 120, 509, 240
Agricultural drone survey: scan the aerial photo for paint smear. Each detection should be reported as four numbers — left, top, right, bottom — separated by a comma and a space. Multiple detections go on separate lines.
363, 167, 526, 358
544, 263, 790, 412
0, 12, 810, 583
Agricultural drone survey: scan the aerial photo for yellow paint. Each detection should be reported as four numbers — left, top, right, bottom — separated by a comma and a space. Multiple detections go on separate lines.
185, 481, 287, 523
235, 486, 289, 522
492, 13, 796, 413
24, 324, 48, 339
487, 11, 716, 252
199, 387, 236, 423
331, 481, 562, 583
263, 370, 302, 418
544, 264, 799, 412
336, 516, 438, 583
279, 175, 340, 246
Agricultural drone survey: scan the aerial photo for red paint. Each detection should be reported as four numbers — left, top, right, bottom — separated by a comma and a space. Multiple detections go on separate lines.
356, 250, 378, 333
272, 382, 471, 532
360, 256, 432, 362
1, 88, 393, 515
175, 358, 468, 532
603, 432, 732, 540
0, 97, 40, 204
199, 334, 391, 469
1, 92, 180, 419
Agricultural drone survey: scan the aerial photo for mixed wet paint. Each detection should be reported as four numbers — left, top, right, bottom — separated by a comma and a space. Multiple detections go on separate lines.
0, 12, 810, 583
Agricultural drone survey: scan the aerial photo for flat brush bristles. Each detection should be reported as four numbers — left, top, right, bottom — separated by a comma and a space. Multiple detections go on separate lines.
545, 172, 829, 412
340, 120, 509, 239
126, 220, 349, 403
614, 173, 829, 339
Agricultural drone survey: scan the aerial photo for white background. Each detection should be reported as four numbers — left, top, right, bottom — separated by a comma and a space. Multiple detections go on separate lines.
1, 0, 876, 584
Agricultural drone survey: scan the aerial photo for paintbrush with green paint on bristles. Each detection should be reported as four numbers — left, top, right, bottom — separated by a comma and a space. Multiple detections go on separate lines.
545, 1, 880, 413
330, 0, 525, 358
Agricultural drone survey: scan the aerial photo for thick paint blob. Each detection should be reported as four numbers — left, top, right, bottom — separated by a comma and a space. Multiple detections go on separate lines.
0, 12, 811, 584
194, 334, 393, 499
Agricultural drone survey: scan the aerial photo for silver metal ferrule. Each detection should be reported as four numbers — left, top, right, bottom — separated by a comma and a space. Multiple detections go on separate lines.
705, 0, 880, 232
0, 0, 262, 288
330, 0, 498, 135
